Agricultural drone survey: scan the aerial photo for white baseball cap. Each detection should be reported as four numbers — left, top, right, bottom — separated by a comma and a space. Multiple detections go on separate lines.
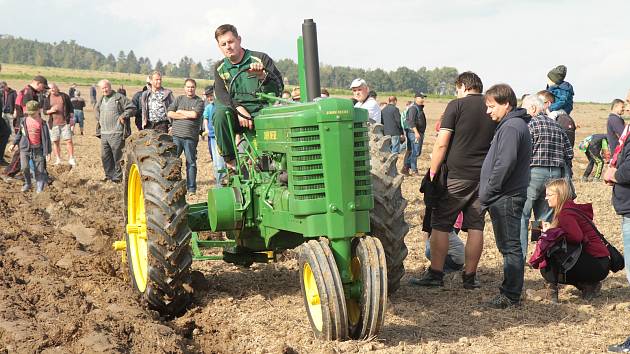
350, 78, 367, 89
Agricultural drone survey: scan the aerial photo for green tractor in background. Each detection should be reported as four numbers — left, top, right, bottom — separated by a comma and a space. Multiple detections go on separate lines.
115, 19, 408, 340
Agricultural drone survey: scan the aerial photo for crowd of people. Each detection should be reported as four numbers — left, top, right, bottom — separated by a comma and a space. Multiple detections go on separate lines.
1, 23, 630, 352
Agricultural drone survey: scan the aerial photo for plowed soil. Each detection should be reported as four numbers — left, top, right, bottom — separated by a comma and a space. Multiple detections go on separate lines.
1, 82, 628, 353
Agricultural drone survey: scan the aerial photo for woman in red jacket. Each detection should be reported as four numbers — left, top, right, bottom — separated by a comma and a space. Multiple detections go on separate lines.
542, 179, 610, 300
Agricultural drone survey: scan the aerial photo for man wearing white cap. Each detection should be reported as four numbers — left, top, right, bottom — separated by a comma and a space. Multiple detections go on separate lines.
351, 78, 381, 124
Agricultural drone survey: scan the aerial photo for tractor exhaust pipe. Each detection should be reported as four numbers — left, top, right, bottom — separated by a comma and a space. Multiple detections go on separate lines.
301, 19, 321, 101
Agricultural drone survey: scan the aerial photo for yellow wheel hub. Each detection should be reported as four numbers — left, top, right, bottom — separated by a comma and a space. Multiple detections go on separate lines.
126, 164, 148, 292
303, 263, 323, 331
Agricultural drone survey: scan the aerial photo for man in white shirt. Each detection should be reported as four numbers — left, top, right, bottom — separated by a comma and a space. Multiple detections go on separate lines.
351, 78, 381, 124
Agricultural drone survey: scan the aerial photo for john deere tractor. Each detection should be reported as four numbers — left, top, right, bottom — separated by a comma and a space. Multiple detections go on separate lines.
115, 19, 408, 340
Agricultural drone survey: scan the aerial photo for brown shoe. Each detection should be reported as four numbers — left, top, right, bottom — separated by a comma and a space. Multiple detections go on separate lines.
580, 281, 602, 300
400, 166, 410, 176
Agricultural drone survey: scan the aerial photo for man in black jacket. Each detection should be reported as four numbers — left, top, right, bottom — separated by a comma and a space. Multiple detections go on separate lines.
131, 77, 150, 131
401, 92, 427, 175
480, 84, 532, 309
608, 129, 630, 354
381, 96, 404, 153
605, 124, 630, 283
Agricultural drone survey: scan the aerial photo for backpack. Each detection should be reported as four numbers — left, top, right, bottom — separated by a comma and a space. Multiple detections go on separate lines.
578, 135, 592, 152
400, 107, 410, 130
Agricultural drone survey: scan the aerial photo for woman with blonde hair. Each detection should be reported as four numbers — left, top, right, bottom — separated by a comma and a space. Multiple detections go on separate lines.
541, 178, 610, 300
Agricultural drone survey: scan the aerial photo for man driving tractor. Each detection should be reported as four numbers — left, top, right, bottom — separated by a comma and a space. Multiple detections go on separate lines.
212, 24, 284, 169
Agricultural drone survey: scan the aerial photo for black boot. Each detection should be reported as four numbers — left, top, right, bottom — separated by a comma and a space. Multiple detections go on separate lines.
409, 268, 444, 287
462, 271, 481, 289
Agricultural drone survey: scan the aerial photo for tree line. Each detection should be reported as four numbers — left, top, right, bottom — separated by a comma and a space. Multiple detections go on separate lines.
0, 35, 458, 94
276, 59, 458, 95
0, 35, 211, 79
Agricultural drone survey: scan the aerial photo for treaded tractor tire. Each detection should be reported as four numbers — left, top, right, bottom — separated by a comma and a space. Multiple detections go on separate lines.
123, 130, 192, 317
368, 124, 409, 294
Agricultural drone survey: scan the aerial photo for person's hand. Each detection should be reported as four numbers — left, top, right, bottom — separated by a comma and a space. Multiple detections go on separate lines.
604, 167, 618, 185
48, 107, 58, 114
248, 62, 266, 80
10, 144, 16, 152
400, 134, 405, 143
236, 106, 253, 129
118, 115, 125, 124
414, 135, 420, 144
542, 222, 551, 232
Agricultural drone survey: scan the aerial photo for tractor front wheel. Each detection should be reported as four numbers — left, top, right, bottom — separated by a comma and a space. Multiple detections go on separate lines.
347, 236, 387, 339
299, 239, 348, 340
123, 130, 193, 317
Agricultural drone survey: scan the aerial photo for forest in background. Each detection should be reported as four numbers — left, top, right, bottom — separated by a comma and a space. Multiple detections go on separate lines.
0, 35, 458, 94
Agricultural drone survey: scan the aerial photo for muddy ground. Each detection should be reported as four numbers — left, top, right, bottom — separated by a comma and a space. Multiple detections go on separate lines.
1, 83, 629, 353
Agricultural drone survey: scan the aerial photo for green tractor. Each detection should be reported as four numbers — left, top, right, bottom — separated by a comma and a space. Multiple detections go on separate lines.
115, 19, 408, 340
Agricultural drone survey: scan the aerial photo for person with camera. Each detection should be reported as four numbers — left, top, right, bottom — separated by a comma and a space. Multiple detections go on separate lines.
538, 179, 610, 301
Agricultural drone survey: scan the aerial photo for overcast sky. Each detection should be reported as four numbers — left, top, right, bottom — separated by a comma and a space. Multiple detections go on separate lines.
2, 0, 629, 102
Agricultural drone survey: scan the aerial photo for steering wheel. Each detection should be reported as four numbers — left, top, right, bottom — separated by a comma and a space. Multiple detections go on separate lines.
227, 65, 282, 120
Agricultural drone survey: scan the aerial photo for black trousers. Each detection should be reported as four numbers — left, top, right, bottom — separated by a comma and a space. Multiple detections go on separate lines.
583, 146, 604, 179
0, 117, 10, 161
541, 251, 609, 285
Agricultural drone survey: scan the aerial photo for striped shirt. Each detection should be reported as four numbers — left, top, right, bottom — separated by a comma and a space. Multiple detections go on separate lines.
528, 114, 573, 167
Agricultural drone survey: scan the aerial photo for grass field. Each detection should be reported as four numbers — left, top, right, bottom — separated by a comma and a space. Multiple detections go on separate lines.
0, 63, 214, 90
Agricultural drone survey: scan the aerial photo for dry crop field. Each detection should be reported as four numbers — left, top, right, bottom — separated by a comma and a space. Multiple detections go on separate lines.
0, 70, 628, 353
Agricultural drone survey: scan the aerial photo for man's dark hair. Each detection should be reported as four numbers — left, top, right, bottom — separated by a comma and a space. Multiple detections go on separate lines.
537, 90, 555, 103
215, 24, 238, 40
455, 71, 483, 93
611, 98, 625, 110
368, 90, 377, 99
485, 84, 517, 108
184, 78, 197, 87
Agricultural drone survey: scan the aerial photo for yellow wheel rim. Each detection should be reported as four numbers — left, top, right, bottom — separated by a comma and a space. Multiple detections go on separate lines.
348, 256, 362, 326
303, 263, 323, 331
126, 164, 148, 292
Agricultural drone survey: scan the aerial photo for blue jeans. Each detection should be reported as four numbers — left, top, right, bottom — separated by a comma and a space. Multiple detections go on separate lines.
209, 136, 226, 187
488, 194, 526, 302
73, 109, 84, 128
623, 216, 630, 285
404, 130, 423, 172
520, 166, 562, 258
390, 134, 402, 154
173, 136, 198, 192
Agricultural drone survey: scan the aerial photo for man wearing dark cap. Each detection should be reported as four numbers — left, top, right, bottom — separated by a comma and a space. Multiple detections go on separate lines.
381, 96, 404, 154
3, 76, 49, 174
401, 92, 427, 175
16, 76, 48, 120
545, 65, 574, 115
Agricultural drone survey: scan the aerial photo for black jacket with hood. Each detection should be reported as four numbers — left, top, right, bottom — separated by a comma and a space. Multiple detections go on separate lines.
480, 107, 532, 209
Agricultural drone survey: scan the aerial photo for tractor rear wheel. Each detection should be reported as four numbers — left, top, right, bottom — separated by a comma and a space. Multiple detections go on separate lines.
123, 130, 192, 317
347, 236, 387, 339
368, 124, 409, 294
299, 239, 348, 340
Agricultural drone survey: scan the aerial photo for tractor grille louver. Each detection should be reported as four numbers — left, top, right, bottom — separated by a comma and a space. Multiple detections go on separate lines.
353, 122, 372, 197
291, 126, 325, 200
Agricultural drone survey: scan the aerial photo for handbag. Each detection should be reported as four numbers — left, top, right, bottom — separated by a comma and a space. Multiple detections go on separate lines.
547, 237, 582, 274
566, 208, 625, 273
